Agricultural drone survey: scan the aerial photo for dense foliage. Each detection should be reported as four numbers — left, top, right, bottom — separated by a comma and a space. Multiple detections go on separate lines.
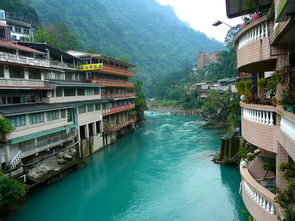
134, 80, 147, 122
1, 0, 39, 23
30, 0, 224, 95
0, 172, 27, 217
34, 23, 80, 51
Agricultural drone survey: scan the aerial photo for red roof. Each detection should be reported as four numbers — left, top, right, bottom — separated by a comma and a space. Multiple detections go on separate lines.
0, 41, 44, 54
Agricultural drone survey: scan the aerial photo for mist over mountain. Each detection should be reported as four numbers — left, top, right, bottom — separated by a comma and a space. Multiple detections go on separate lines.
31, 0, 224, 75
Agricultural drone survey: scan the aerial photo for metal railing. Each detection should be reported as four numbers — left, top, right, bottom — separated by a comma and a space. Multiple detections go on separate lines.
0, 51, 50, 67
0, 78, 45, 87
105, 118, 136, 134
91, 78, 134, 87
102, 104, 135, 116
101, 92, 136, 99
10, 151, 22, 168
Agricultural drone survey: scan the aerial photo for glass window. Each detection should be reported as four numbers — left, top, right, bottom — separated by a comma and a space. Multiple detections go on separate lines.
94, 88, 100, 95
86, 88, 94, 95
29, 113, 44, 124
87, 104, 94, 112
78, 105, 86, 114
9, 115, 26, 127
56, 88, 63, 97
28, 68, 41, 79
46, 110, 59, 121
77, 88, 85, 96
60, 110, 66, 118
0, 11, 5, 19
64, 88, 76, 96
0, 64, 4, 78
9, 66, 24, 78
95, 103, 101, 111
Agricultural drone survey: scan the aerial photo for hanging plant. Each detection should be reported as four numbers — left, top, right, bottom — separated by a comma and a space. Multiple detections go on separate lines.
236, 81, 245, 96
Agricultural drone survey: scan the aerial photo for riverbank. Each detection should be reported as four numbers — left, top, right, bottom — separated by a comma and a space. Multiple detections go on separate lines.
147, 102, 227, 130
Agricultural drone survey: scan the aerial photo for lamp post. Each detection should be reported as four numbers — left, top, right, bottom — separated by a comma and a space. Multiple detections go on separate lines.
212, 20, 233, 28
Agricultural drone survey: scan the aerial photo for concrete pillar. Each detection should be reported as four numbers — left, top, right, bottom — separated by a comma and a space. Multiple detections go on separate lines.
85, 124, 89, 139
4, 144, 10, 167
276, 143, 289, 191
4, 65, 9, 78
24, 68, 29, 79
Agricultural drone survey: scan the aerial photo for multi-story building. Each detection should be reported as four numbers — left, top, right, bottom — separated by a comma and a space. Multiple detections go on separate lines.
226, 0, 295, 220
0, 41, 108, 186
67, 50, 137, 146
0, 9, 36, 42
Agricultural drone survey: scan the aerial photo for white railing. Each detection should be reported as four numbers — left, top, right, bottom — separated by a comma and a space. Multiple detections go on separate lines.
0, 51, 50, 67
0, 78, 45, 87
243, 180, 276, 215
243, 108, 274, 125
238, 21, 268, 49
280, 117, 295, 141
10, 151, 22, 168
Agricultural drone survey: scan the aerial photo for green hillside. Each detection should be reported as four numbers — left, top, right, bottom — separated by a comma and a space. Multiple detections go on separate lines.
31, 0, 224, 75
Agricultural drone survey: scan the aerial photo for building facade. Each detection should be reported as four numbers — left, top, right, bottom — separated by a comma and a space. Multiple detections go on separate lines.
226, 0, 295, 220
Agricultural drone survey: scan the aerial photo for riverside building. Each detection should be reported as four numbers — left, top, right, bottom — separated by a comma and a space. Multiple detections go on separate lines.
226, 0, 295, 220
0, 15, 137, 186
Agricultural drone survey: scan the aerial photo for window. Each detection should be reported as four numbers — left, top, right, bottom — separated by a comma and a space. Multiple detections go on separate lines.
9, 115, 26, 127
94, 88, 100, 95
77, 88, 85, 96
0, 29, 5, 39
64, 88, 76, 96
60, 110, 66, 118
96, 121, 101, 133
46, 110, 59, 121
9, 66, 24, 78
86, 88, 94, 95
95, 103, 101, 111
23, 29, 30, 35
29, 113, 44, 124
78, 105, 86, 114
15, 27, 22, 33
0, 11, 5, 19
56, 88, 63, 97
87, 104, 94, 112
28, 68, 41, 79
0, 64, 4, 78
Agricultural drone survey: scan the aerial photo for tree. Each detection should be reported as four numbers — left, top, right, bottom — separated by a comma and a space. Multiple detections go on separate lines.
0, 172, 27, 217
134, 80, 147, 122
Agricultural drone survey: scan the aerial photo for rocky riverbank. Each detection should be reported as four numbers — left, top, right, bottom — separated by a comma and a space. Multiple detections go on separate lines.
147, 102, 227, 130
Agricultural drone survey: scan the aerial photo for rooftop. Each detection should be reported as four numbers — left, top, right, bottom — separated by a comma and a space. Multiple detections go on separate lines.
0, 41, 44, 54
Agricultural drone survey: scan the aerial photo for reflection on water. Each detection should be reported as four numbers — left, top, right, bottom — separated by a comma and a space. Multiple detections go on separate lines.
7, 111, 247, 221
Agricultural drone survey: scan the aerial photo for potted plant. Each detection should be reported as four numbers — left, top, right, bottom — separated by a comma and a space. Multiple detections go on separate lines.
251, 12, 262, 21
244, 81, 253, 103
240, 16, 250, 29
258, 78, 267, 102
236, 81, 245, 96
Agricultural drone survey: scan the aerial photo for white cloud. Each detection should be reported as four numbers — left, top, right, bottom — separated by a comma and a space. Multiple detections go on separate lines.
157, 0, 241, 42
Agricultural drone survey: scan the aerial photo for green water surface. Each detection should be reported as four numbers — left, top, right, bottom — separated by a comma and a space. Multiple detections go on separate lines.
7, 111, 247, 221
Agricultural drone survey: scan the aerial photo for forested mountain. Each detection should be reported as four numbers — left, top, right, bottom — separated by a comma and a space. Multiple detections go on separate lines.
30, 0, 224, 91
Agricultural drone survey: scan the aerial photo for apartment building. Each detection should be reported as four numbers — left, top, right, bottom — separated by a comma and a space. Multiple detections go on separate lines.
226, 0, 295, 220
0, 40, 109, 186
67, 50, 136, 146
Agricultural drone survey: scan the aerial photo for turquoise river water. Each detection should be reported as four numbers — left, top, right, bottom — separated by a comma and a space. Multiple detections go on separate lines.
7, 111, 247, 221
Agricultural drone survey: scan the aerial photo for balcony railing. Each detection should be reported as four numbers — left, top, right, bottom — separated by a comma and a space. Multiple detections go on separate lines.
101, 92, 136, 99
49, 60, 77, 70
0, 78, 47, 88
237, 18, 268, 49
105, 118, 136, 134
91, 78, 135, 88
243, 108, 275, 125
21, 129, 77, 158
102, 64, 134, 77
0, 51, 50, 67
280, 117, 295, 141
10, 151, 22, 168
103, 104, 135, 116
240, 164, 280, 221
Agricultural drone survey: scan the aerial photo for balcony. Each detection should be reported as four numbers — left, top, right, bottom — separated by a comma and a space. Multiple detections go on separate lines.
104, 118, 136, 134
80, 63, 134, 77
235, 16, 276, 72
101, 92, 136, 100
240, 164, 280, 221
241, 102, 277, 153
103, 104, 135, 116
0, 78, 51, 90
91, 78, 135, 88
21, 128, 77, 158
0, 51, 50, 67
277, 106, 295, 159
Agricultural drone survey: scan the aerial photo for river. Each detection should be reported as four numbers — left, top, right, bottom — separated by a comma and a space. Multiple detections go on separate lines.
7, 111, 247, 221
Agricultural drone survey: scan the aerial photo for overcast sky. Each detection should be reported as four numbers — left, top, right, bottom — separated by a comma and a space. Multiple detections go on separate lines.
156, 0, 241, 42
